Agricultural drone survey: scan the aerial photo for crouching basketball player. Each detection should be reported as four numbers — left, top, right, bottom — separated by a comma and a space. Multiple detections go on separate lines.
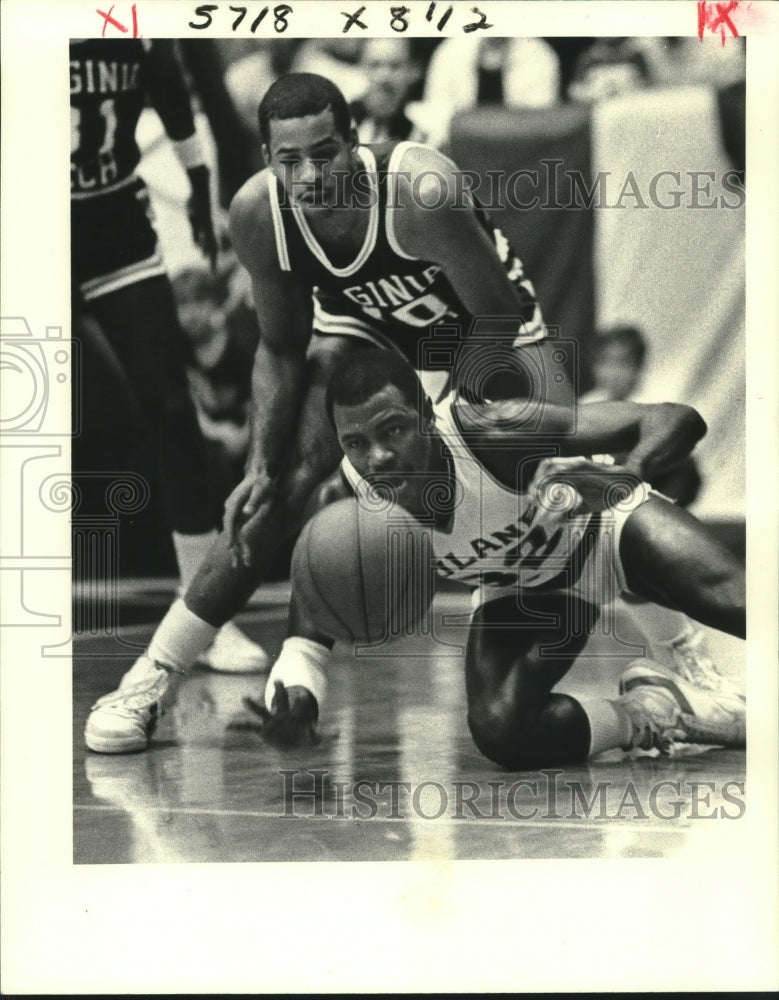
84, 71, 572, 753
253, 352, 746, 765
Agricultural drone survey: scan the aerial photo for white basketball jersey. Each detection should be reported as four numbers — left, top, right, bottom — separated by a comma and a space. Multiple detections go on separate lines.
341, 393, 596, 598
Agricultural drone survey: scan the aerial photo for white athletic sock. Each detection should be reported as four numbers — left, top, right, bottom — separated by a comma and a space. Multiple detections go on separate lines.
172, 530, 219, 590
147, 598, 219, 673
264, 636, 331, 714
580, 697, 632, 756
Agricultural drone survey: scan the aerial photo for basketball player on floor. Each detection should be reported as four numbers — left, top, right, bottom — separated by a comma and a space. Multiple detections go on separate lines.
71, 38, 265, 672
85, 70, 573, 751
256, 352, 746, 764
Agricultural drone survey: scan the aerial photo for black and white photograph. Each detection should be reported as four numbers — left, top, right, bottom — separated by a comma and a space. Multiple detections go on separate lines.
2, 0, 778, 993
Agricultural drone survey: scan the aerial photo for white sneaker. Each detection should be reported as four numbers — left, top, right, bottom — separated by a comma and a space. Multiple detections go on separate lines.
668, 627, 745, 698
85, 656, 184, 754
198, 621, 269, 674
619, 658, 746, 752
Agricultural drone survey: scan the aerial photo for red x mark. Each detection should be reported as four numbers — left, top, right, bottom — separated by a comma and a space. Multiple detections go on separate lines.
698, 1, 739, 45
97, 3, 139, 37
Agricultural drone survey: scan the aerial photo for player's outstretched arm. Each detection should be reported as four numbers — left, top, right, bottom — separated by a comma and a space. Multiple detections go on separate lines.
553, 399, 707, 481
226, 176, 314, 563
457, 397, 706, 507
391, 144, 573, 412
144, 39, 218, 268
461, 397, 705, 471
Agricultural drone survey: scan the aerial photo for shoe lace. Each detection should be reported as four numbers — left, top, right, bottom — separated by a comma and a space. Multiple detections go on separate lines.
622, 687, 681, 753
92, 663, 176, 712
671, 632, 744, 698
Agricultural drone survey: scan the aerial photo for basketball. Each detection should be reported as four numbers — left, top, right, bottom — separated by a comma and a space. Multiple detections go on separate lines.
291, 497, 436, 645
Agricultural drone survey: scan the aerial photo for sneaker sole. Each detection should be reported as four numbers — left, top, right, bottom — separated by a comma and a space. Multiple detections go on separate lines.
198, 659, 268, 674
84, 730, 150, 754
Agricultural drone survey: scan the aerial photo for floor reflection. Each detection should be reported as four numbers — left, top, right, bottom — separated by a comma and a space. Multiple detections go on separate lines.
74, 587, 747, 864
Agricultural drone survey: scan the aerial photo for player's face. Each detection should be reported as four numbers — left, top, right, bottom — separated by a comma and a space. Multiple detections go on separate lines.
264, 107, 355, 209
362, 40, 416, 118
334, 384, 434, 515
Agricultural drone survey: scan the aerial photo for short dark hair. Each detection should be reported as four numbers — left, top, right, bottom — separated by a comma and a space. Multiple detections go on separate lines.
258, 72, 352, 147
593, 325, 647, 368
325, 349, 428, 427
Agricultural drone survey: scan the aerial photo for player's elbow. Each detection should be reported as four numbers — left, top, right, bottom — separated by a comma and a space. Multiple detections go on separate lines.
256, 332, 307, 366
666, 403, 707, 445
687, 406, 707, 443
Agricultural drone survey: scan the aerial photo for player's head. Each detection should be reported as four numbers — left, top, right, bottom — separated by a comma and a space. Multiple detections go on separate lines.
326, 350, 436, 514
591, 325, 647, 400
259, 73, 358, 207
259, 72, 352, 145
359, 39, 420, 120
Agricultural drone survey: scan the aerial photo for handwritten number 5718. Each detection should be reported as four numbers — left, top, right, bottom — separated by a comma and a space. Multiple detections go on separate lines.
189, 3, 293, 31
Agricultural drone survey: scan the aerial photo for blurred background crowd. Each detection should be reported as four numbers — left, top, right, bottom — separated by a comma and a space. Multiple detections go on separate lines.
74, 35, 746, 576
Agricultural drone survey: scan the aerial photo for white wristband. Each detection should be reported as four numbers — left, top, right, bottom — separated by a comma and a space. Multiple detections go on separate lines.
264, 636, 331, 715
172, 133, 206, 170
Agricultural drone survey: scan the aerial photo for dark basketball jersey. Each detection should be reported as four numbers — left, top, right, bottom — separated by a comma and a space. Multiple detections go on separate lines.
267, 141, 547, 364
70, 39, 150, 198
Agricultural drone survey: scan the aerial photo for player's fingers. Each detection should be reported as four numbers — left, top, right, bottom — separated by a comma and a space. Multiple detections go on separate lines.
224, 480, 253, 540
273, 680, 290, 714
243, 481, 268, 516
535, 456, 555, 477
539, 458, 581, 481
236, 525, 252, 566
243, 695, 271, 723
223, 505, 243, 554
230, 535, 251, 569
222, 500, 237, 543
228, 516, 252, 568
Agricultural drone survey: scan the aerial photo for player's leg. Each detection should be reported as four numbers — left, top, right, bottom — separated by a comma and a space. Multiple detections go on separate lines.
85, 276, 214, 542
612, 498, 746, 749
464, 592, 597, 768
464, 588, 745, 770
618, 495, 745, 638
86, 275, 266, 672
71, 312, 153, 511
85, 335, 367, 752
74, 178, 228, 593
185, 334, 374, 622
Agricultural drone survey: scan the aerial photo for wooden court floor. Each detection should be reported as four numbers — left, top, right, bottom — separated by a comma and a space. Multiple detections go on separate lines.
73, 581, 747, 864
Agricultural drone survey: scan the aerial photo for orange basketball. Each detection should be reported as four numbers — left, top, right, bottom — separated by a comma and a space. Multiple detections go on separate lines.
291, 498, 436, 645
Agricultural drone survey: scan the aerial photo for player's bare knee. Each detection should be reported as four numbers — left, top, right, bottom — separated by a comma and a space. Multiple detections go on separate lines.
467, 697, 528, 769
706, 571, 745, 612
468, 692, 587, 770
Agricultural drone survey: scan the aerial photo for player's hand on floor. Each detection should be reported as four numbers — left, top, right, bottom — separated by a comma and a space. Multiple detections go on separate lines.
223, 471, 274, 568
530, 456, 644, 513
243, 682, 320, 748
